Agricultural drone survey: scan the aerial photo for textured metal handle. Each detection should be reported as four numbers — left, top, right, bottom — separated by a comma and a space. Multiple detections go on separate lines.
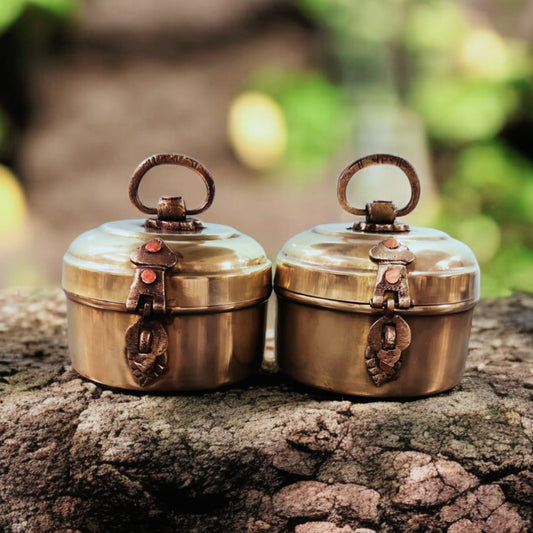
129, 153, 215, 216
337, 153, 420, 217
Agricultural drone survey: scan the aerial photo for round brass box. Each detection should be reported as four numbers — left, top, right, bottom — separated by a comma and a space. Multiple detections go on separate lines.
63, 154, 271, 391
274, 154, 480, 398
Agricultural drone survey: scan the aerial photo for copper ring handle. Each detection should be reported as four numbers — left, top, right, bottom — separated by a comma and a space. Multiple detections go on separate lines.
129, 153, 215, 215
337, 154, 420, 217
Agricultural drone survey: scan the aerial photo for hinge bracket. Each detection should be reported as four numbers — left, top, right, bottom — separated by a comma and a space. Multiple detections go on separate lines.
124, 239, 178, 387
365, 237, 414, 386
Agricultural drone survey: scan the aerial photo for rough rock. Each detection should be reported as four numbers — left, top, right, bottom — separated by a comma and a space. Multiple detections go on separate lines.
0, 289, 532, 532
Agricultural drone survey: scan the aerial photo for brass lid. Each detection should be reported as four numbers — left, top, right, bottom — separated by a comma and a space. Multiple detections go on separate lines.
275, 154, 480, 307
63, 154, 271, 311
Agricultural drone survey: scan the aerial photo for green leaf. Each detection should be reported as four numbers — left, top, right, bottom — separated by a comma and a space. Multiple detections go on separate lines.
27, 0, 78, 17
449, 142, 533, 224
297, 0, 404, 44
410, 78, 518, 143
0, 0, 25, 33
405, 0, 469, 53
247, 69, 349, 175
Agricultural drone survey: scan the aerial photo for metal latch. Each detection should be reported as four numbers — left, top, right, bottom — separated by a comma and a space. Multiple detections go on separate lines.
365, 237, 414, 386
125, 238, 177, 387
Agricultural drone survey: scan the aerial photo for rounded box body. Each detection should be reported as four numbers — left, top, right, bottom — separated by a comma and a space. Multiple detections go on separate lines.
66, 298, 267, 391
63, 219, 271, 391
274, 223, 480, 398
276, 294, 474, 397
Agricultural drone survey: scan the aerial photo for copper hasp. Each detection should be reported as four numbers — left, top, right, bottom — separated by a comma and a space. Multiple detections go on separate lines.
125, 239, 178, 386
365, 237, 414, 386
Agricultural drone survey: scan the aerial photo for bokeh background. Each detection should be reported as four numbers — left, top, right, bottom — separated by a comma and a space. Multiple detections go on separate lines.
0, 0, 532, 297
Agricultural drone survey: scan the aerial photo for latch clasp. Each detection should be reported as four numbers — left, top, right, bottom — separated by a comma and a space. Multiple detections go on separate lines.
365, 237, 414, 386
369, 237, 414, 309
126, 238, 178, 314
125, 239, 178, 387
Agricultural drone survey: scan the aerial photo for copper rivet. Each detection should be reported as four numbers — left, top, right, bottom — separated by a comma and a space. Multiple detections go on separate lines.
145, 240, 162, 253
385, 268, 401, 284
383, 237, 400, 249
141, 269, 157, 284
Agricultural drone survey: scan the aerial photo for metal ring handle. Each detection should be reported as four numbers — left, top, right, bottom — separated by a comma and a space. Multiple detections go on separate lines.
337, 153, 420, 217
129, 153, 215, 215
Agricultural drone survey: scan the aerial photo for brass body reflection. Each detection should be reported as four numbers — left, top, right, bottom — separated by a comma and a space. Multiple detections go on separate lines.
276, 294, 474, 397
67, 298, 267, 391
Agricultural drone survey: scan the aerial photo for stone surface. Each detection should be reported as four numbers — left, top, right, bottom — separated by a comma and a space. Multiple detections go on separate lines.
0, 289, 532, 532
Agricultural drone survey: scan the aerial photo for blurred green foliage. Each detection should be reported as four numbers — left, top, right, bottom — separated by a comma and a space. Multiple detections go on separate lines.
294, 0, 533, 297
0, 0, 78, 163
0, 0, 531, 297
410, 78, 518, 143
0, 110, 11, 159
0, 0, 77, 32
247, 69, 349, 175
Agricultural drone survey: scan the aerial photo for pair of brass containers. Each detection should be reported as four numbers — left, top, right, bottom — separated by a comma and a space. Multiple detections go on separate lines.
63, 153, 480, 397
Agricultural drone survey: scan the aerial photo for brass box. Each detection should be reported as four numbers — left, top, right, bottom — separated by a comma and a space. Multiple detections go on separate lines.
63, 154, 271, 391
275, 154, 480, 398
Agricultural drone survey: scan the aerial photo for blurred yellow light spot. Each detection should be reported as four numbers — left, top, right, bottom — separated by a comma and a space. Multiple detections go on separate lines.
0, 164, 27, 245
227, 91, 287, 171
460, 29, 509, 80
456, 214, 501, 264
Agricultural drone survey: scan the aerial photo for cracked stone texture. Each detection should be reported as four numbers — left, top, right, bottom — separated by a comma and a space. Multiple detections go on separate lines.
0, 289, 532, 533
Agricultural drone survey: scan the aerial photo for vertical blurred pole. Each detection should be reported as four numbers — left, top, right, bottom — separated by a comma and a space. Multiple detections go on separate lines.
328, 0, 438, 224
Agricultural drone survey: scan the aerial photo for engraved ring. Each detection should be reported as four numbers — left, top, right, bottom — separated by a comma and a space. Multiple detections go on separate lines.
337, 153, 420, 217
129, 153, 216, 216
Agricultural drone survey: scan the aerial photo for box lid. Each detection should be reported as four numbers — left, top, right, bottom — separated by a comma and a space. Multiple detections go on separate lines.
63, 154, 271, 311
275, 154, 480, 308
